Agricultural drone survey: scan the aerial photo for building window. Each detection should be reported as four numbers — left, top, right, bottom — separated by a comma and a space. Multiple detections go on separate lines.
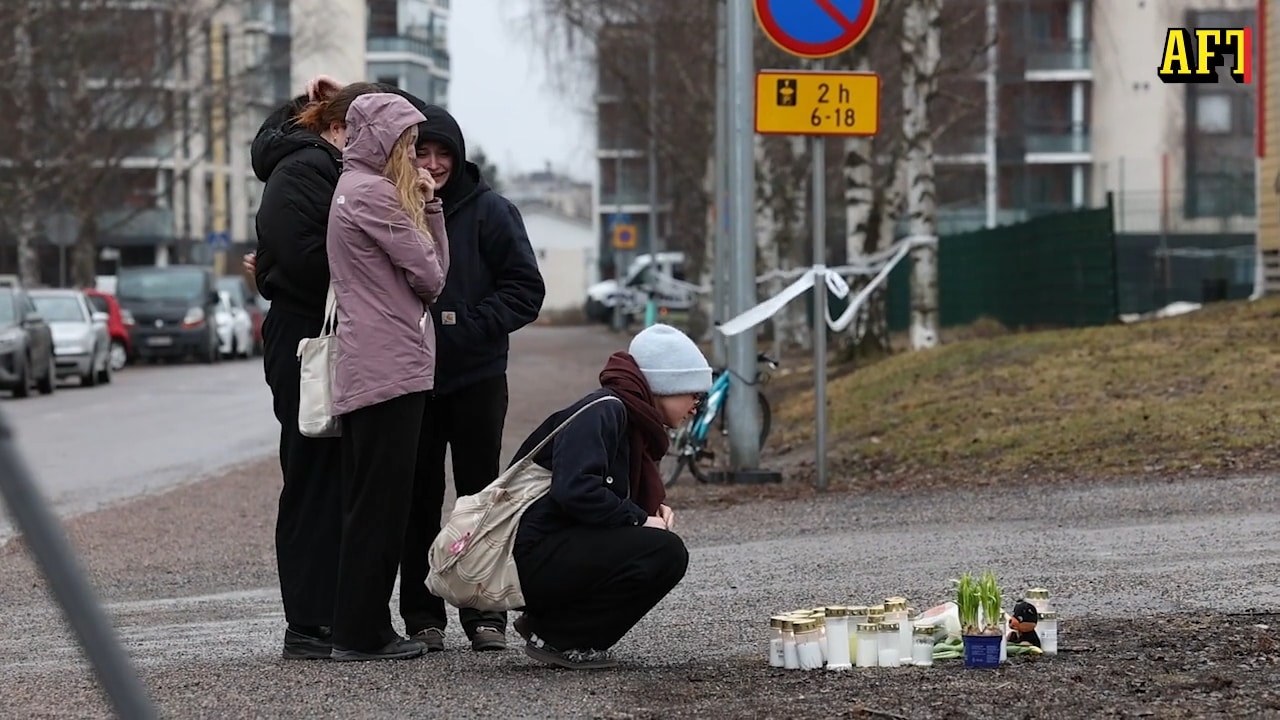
376, 75, 400, 88
1195, 93, 1233, 134
1188, 168, 1255, 218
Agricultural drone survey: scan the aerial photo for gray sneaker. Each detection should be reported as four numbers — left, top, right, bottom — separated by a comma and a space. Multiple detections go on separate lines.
470, 625, 508, 652
410, 628, 446, 652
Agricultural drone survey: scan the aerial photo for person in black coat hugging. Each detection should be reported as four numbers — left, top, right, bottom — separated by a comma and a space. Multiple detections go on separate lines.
507, 324, 710, 669
250, 80, 384, 660
398, 106, 546, 653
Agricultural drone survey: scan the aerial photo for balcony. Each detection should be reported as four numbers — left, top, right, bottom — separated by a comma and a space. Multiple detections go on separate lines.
1025, 41, 1091, 76
99, 207, 176, 246
1024, 40, 1085, 72
935, 134, 989, 161
598, 189, 653, 207
367, 35, 450, 69
1026, 128, 1090, 156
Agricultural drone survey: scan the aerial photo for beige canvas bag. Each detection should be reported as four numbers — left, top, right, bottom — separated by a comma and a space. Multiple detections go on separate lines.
426, 395, 622, 612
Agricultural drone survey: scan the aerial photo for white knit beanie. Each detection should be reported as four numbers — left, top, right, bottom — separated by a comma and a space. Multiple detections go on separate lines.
628, 324, 713, 396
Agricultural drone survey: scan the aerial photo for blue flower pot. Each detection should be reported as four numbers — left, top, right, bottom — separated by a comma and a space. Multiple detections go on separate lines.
963, 634, 1003, 668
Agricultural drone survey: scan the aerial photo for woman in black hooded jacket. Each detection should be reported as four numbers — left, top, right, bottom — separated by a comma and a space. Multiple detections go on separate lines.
248, 78, 431, 661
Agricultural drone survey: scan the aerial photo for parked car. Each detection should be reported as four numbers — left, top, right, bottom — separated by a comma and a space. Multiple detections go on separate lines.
215, 276, 257, 358
83, 288, 132, 371
214, 290, 253, 360
29, 289, 112, 387
0, 278, 56, 397
116, 265, 221, 364
249, 293, 269, 355
585, 251, 695, 323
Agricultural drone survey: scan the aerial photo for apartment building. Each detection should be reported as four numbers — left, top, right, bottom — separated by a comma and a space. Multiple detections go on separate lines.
936, 0, 1259, 237
366, 0, 451, 108
53, 0, 291, 274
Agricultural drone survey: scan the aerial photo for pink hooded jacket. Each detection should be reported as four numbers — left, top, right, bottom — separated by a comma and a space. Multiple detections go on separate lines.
326, 93, 450, 415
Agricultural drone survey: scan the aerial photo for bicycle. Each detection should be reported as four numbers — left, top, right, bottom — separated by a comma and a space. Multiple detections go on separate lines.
661, 352, 779, 487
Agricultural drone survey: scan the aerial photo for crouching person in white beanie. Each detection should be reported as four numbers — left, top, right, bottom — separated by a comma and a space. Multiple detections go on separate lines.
510, 324, 711, 669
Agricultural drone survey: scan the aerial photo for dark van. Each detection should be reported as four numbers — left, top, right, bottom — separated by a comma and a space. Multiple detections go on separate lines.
116, 265, 221, 363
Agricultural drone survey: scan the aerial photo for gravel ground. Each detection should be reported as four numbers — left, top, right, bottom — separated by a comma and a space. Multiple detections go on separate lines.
2, 468, 1277, 719
2, 326, 1279, 718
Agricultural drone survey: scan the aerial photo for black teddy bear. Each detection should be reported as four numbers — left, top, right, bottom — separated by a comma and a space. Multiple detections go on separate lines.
1006, 600, 1042, 648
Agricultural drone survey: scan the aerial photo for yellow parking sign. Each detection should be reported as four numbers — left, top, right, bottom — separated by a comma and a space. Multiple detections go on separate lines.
612, 223, 638, 250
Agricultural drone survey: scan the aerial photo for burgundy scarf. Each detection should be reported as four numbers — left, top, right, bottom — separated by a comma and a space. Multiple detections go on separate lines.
598, 351, 669, 515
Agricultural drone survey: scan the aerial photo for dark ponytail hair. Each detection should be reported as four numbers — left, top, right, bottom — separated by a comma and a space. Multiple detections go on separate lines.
294, 81, 380, 135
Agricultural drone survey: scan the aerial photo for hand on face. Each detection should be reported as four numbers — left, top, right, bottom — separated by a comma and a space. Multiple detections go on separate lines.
416, 167, 437, 201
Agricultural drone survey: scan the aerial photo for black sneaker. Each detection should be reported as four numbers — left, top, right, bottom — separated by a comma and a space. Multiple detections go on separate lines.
410, 628, 446, 652
523, 634, 618, 670
282, 626, 332, 661
331, 637, 425, 662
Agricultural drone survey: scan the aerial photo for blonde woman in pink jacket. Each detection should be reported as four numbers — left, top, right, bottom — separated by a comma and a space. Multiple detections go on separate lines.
325, 92, 449, 661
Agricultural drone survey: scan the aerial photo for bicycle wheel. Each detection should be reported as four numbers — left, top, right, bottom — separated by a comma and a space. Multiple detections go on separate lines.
689, 391, 771, 483
757, 390, 772, 447
660, 425, 693, 487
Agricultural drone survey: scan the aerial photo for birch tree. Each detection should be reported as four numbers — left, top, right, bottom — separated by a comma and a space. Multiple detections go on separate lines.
526, 0, 716, 283
901, 0, 943, 350
1, 3, 57, 285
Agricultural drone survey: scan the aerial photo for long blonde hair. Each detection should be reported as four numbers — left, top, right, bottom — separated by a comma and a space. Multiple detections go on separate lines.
384, 128, 433, 240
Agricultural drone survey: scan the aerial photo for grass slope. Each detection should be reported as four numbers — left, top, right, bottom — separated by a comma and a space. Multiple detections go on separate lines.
774, 298, 1280, 484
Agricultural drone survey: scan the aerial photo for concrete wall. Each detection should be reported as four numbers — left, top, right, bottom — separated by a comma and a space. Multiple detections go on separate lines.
290, 0, 367, 91
521, 209, 597, 312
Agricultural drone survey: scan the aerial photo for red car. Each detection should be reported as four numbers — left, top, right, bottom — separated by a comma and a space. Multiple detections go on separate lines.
83, 288, 132, 371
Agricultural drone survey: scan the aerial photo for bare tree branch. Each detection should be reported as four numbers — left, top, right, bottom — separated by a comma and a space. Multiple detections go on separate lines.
0, 0, 272, 285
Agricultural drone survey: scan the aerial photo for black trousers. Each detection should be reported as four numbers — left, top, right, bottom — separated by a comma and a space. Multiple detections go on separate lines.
332, 391, 427, 652
400, 375, 509, 637
262, 307, 343, 630
514, 526, 689, 651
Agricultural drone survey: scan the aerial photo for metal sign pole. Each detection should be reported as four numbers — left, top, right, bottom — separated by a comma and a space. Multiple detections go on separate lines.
726, 0, 761, 470
0, 408, 157, 719
811, 58, 829, 491
712, 0, 730, 368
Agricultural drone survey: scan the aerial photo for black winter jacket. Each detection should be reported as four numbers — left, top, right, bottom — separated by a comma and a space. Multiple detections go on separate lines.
415, 105, 545, 395
513, 389, 649, 551
250, 95, 340, 319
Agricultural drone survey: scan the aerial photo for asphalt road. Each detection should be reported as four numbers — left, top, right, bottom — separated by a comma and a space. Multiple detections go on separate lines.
0, 357, 277, 541
0, 325, 624, 543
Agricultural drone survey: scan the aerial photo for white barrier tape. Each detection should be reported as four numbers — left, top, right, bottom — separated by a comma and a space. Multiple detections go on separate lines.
823, 240, 914, 333
717, 235, 934, 337
717, 269, 817, 336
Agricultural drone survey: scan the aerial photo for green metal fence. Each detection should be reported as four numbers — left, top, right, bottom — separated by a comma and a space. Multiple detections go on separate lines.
885, 199, 1119, 331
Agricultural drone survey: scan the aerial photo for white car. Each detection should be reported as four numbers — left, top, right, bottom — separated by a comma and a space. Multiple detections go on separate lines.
585, 251, 697, 323
29, 289, 112, 387
214, 290, 253, 360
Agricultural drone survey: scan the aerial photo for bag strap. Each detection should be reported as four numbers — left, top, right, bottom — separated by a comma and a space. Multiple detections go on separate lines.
510, 395, 621, 472
320, 285, 338, 336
